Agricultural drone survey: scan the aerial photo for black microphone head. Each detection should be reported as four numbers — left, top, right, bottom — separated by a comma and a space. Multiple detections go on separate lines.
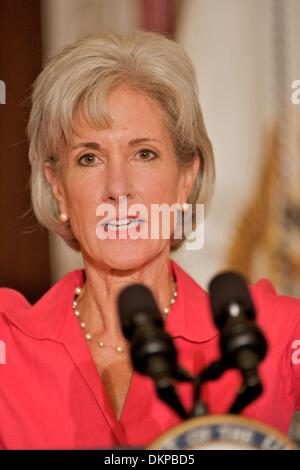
208, 271, 256, 329
117, 283, 163, 340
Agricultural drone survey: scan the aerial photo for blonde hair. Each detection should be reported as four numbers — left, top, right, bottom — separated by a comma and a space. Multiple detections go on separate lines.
28, 30, 215, 251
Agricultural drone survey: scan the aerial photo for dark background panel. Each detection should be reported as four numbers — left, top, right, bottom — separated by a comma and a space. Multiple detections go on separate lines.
0, 0, 50, 303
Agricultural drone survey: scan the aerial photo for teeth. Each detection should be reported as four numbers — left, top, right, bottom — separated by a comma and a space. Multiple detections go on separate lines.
110, 218, 130, 226
103, 218, 132, 227
105, 220, 143, 231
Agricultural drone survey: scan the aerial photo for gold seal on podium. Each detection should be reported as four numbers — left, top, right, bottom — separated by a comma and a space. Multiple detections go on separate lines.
148, 415, 298, 450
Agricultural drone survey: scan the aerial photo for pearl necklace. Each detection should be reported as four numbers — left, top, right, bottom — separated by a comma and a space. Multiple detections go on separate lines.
72, 277, 177, 353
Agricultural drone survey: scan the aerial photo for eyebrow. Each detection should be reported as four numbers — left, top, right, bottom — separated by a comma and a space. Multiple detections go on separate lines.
72, 137, 163, 150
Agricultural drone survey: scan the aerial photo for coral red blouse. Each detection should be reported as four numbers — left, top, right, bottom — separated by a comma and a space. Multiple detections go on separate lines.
0, 260, 299, 449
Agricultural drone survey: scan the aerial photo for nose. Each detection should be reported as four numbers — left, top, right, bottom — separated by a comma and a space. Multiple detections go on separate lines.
102, 157, 134, 204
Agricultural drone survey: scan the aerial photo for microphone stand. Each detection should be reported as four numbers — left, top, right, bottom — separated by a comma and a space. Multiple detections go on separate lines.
192, 360, 225, 417
229, 349, 264, 414
152, 355, 264, 420
156, 383, 188, 420
150, 362, 193, 420
191, 355, 264, 418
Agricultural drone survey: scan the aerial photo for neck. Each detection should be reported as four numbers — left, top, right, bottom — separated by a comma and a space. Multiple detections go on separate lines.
76, 252, 175, 345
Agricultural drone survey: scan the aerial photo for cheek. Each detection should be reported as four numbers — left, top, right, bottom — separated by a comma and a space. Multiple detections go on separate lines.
64, 175, 102, 223
140, 167, 181, 202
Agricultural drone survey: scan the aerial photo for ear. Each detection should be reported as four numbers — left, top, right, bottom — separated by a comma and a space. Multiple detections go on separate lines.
177, 154, 201, 203
43, 162, 69, 215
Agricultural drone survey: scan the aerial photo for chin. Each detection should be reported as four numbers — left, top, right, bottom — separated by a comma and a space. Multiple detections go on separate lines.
95, 239, 165, 272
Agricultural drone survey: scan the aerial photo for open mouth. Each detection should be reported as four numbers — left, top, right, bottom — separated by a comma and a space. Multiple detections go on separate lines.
101, 218, 145, 232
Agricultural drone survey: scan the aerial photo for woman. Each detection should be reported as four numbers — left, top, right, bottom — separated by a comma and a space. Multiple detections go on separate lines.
0, 31, 299, 450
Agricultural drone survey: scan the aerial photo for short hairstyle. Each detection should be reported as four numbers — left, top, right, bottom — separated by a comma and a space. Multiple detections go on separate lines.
28, 30, 215, 251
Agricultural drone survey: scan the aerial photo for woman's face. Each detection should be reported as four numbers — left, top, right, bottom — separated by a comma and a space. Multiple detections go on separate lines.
45, 85, 199, 271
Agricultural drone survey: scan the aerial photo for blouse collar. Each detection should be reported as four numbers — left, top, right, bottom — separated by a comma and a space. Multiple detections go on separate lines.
0, 260, 218, 344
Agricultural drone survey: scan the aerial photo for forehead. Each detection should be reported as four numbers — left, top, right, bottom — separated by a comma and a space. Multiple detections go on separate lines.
108, 85, 163, 121
70, 85, 173, 146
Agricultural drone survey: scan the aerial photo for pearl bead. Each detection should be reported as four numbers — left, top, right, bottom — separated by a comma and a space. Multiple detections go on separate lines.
72, 277, 177, 352
59, 213, 68, 222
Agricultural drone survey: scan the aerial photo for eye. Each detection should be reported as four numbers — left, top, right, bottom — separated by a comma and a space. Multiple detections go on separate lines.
78, 153, 99, 166
135, 148, 158, 161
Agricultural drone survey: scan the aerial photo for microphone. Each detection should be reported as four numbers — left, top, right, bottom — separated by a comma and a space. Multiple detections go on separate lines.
117, 284, 190, 418
208, 272, 267, 382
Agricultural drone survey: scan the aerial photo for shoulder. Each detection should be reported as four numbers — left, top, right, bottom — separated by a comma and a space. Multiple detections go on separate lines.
0, 287, 31, 312
251, 280, 300, 410
0, 269, 85, 338
0, 288, 32, 367
250, 279, 300, 343
0, 288, 31, 330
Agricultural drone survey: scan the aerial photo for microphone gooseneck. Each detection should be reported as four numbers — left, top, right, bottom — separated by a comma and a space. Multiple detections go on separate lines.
208, 271, 268, 413
118, 284, 190, 419
208, 272, 267, 375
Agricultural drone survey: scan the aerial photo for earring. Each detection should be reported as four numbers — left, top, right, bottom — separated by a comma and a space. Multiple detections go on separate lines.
181, 202, 189, 212
59, 213, 68, 222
